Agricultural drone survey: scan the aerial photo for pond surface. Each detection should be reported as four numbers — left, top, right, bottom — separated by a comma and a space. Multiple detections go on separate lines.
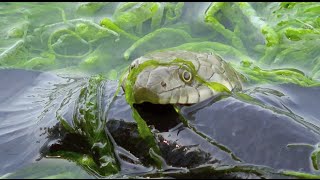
0, 2, 320, 179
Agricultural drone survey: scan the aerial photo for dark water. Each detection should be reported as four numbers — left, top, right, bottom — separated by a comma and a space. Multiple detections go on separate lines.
0, 69, 84, 176
180, 84, 320, 172
1, 69, 320, 178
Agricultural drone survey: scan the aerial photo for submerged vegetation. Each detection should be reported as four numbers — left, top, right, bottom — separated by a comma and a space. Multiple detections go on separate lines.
1, 2, 320, 179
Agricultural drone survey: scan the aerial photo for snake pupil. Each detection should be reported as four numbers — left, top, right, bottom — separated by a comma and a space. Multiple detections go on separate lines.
183, 71, 192, 82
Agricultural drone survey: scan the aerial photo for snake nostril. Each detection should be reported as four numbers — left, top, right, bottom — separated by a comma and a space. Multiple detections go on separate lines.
161, 81, 167, 88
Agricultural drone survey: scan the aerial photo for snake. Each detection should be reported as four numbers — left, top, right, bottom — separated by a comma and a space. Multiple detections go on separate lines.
122, 50, 243, 104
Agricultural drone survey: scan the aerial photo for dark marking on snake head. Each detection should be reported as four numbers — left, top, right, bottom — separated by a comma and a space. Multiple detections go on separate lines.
161, 81, 167, 88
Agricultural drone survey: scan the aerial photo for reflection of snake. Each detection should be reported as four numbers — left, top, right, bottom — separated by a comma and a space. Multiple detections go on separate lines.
122, 50, 243, 104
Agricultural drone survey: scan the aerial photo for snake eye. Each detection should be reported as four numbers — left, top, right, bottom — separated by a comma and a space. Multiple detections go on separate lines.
182, 70, 192, 82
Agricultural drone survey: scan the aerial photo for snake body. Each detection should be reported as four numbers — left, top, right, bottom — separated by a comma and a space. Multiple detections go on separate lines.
123, 50, 243, 104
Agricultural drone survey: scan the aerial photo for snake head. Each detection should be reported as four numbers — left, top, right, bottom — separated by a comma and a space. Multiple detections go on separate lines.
122, 51, 243, 105
123, 62, 218, 104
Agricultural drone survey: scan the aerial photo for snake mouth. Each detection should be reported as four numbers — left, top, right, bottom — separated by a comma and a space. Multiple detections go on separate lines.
133, 102, 182, 132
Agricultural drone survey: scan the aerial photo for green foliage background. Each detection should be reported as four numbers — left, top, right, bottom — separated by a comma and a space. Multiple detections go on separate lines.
0, 2, 319, 84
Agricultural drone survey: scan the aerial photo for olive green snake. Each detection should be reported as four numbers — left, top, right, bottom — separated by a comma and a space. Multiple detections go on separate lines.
122, 50, 243, 104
